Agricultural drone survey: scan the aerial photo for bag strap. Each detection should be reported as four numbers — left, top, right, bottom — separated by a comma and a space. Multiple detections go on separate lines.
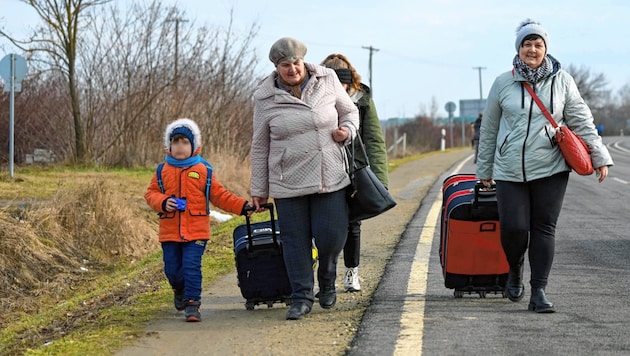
350, 135, 370, 167
156, 161, 213, 214
203, 163, 213, 215
355, 135, 370, 167
347, 134, 370, 175
522, 82, 559, 129
157, 162, 165, 193
346, 137, 355, 179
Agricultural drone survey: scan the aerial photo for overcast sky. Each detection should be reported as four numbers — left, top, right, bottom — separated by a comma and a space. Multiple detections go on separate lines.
2, 0, 629, 119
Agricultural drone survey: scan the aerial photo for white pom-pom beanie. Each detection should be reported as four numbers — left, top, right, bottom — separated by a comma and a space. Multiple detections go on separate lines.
515, 19, 549, 53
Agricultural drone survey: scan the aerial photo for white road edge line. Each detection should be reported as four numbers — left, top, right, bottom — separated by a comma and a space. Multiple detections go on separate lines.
394, 156, 471, 355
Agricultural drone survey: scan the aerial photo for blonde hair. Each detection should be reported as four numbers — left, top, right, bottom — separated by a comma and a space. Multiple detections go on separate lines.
321, 53, 363, 92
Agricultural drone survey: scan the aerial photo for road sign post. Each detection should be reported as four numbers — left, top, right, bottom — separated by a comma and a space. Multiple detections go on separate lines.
0, 54, 28, 177
444, 101, 457, 148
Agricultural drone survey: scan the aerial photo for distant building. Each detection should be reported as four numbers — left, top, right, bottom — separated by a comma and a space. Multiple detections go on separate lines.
459, 99, 486, 119
25, 148, 57, 164
382, 117, 415, 127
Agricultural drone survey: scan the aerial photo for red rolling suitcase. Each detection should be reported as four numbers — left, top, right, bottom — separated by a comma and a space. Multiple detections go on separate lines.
440, 174, 509, 298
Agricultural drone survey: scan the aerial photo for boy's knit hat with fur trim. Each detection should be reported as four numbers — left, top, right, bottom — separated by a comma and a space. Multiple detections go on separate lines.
164, 118, 202, 153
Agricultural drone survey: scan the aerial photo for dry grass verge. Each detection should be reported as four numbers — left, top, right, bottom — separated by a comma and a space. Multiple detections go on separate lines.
0, 178, 162, 355
0, 179, 157, 310
0, 153, 252, 355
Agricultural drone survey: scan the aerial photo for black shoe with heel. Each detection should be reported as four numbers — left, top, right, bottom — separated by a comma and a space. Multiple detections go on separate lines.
505, 265, 524, 302
286, 302, 311, 320
500, 230, 528, 302
318, 285, 337, 309
528, 288, 555, 313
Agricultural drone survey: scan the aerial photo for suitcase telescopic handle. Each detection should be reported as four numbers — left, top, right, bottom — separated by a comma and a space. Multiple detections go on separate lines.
245, 202, 277, 249
473, 182, 496, 208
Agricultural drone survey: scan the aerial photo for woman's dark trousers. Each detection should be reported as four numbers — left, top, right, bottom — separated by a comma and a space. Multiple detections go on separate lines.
495, 172, 569, 289
275, 189, 348, 305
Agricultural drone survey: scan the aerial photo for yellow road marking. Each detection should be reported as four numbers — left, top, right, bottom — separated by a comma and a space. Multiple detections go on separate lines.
394, 158, 471, 355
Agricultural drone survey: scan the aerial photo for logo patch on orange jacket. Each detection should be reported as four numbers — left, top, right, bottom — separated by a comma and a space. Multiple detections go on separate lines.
188, 171, 200, 180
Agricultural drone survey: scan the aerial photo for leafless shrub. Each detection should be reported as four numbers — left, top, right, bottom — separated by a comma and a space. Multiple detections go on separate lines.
0, 178, 159, 319
1, 1, 259, 168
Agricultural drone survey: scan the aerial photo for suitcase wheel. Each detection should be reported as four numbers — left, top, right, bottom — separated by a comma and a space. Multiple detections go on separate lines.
454, 290, 464, 298
245, 302, 256, 310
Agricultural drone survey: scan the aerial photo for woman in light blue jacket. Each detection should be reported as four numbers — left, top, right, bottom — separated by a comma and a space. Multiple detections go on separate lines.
476, 19, 613, 313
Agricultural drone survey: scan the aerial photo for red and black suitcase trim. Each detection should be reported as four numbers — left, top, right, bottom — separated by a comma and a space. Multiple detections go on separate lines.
439, 174, 509, 298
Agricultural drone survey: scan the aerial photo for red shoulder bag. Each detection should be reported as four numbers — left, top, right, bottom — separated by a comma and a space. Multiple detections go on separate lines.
522, 82, 594, 176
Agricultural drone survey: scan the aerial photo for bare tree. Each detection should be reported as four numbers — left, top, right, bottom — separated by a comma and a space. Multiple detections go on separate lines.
1, 0, 112, 163
609, 84, 630, 135
565, 64, 610, 109
76, 1, 179, 165
616, 84, 630, 116
76, 1, 259, 166
1, 0, 260, 167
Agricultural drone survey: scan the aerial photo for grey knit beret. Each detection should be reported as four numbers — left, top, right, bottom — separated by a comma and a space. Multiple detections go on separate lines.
515, 19, 549, 52
269, 37, 307, 65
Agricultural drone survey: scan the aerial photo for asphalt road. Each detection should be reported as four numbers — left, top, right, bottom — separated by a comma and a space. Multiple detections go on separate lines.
117, 137, 629, 356
349, 136, 630, 355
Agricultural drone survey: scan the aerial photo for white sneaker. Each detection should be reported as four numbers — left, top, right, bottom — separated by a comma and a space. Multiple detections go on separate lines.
343, 267, 361, 292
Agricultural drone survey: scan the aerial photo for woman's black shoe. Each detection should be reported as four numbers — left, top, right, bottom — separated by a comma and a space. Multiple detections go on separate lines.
286, 302, 311, 320
528, 288, 555, 313
505, 266, 524, 302
318, 286, 337, 309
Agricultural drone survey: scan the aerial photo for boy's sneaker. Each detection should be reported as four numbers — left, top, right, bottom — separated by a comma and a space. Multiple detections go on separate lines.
343, 267, 361, 292
173, 289, 186, 311
185, 299, 201, 322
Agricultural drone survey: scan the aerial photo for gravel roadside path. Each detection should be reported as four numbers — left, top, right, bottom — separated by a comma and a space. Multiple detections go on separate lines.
117, 148, 471, 356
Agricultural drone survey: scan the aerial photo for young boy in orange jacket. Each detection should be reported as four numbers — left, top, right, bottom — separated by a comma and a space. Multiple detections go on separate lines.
145, 118, 251, 322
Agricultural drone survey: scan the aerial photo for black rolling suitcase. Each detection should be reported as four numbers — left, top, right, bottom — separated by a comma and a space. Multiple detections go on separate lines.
440, 174, 509, 298
233, 203, 292, 310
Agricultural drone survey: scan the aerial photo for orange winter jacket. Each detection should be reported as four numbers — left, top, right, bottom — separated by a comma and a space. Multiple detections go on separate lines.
145, 162, 247, 243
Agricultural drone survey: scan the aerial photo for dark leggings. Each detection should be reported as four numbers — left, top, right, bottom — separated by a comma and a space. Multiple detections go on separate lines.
344, 220, 362, 268
495, 171, 569, 289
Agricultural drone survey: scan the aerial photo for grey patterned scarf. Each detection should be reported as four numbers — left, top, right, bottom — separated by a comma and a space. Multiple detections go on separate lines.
276, 72, 310, 99
513, 55, 553, 83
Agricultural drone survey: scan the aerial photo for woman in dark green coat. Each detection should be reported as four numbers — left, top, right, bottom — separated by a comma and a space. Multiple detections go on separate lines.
322, 53, 389, 293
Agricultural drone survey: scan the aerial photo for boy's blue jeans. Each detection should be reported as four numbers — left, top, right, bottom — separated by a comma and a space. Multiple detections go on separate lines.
161, 240, 207, 300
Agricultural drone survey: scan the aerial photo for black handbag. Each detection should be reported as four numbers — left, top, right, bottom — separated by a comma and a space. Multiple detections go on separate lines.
346, 135, 396, 223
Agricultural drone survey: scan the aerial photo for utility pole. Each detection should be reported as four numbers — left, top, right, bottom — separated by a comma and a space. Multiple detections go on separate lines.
362, 45, 380, 92
166, 16, 189, 84
473, 66, 486, 100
